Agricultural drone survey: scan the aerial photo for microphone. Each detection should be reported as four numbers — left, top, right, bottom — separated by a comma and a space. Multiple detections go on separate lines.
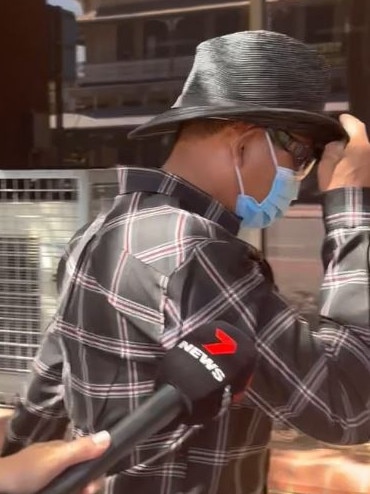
37, 321, 256, 494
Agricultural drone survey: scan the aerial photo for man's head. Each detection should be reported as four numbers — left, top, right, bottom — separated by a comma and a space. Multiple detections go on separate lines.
129, 30, 348, 227
162, 118, 317, 226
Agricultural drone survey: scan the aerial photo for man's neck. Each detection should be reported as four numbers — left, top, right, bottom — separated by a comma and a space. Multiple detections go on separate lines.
162, 147, 217, 195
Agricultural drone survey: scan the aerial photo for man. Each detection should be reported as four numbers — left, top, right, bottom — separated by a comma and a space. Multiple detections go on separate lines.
1, 31, 369, 494
0, 410, 110, 494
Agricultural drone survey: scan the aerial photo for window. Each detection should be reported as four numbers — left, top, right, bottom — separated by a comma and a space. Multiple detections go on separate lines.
144, 20, 168, 59
173, 14, 206, 57
117, 22, 135, 61
305, 4, 335, 44
214, 9, 241, 37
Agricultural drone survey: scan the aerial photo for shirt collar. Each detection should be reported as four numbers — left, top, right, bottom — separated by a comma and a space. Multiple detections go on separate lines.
117, 167, 241, 236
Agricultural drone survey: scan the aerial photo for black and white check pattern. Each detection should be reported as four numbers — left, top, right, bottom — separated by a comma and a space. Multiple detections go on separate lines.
2, 169, 369, 494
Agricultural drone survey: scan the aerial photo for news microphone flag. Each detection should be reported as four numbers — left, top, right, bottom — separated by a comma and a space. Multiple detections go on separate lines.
157, 321, 256, 423
37, 321, 256, 494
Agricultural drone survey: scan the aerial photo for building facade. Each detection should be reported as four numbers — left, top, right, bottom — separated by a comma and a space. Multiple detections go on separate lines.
64, 0, 369, 173
65, 0, 253, 167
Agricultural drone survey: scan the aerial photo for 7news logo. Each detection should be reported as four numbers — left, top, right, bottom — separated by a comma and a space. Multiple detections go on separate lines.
177, 329, 237, 382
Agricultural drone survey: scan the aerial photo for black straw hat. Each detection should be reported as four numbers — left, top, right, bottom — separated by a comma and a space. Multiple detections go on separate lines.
128, 30, 347, 143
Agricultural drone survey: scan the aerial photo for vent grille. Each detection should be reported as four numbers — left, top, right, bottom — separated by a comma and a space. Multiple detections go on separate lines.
0, 178, 78, 202
0, 171, 117, 399
0, 237, 40, 372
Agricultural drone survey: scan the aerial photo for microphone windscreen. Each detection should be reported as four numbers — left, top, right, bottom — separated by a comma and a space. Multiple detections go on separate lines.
157, 321, 256, 422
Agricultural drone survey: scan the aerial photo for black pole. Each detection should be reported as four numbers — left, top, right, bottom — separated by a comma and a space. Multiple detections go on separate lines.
346, 0, 370, 130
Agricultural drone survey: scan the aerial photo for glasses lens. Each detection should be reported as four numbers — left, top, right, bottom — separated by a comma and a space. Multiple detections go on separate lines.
295, 158, 317, 180
270, 129, 317, 180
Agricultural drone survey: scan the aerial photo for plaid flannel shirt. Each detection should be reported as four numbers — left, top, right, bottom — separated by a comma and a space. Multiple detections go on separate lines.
2, 167, 369, 494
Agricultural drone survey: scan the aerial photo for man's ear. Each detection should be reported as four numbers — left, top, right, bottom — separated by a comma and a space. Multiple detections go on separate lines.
231, 127, 254, 170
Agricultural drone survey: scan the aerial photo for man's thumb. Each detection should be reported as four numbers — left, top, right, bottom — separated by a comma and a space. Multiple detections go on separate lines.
62, 431, 111, 467
317, 141, 345, 191
339, 114, 367, 141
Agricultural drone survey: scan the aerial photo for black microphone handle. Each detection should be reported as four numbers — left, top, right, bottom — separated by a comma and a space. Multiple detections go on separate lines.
37, 385, 185, 494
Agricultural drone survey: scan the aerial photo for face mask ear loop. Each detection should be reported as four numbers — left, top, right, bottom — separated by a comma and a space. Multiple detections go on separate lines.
265, 131, 279, 169
234, 165, 245, 195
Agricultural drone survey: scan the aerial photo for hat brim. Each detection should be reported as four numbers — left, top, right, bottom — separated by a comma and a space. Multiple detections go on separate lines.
128, 105, 348, 144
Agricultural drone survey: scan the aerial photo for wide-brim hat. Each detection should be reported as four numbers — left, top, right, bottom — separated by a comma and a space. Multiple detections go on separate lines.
128, 30, 347, 144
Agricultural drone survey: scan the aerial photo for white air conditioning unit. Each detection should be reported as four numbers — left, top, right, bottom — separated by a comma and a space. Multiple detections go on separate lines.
0, 169, 119, 406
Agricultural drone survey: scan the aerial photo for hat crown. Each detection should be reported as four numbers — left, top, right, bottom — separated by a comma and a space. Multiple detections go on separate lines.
174, 30, 330, 112
129, 30, 345, 143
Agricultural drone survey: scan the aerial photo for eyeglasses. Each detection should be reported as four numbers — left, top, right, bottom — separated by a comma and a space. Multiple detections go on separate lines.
267, 128, 321, 180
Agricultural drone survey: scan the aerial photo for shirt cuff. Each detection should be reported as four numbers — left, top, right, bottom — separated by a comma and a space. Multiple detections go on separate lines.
323, 187, 370, 231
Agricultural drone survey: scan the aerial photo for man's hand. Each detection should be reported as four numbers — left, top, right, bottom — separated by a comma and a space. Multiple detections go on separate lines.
0, 430, 111, 494
318, 114, 370, 191
0, 409, 13, 450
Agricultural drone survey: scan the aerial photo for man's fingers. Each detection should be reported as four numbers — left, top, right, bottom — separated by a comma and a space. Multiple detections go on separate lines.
317, 141, 345, 191
339, 114, 369, 143
319, 114, 370, 190
321, 141, 345, 164
0, 433, 111, 494
0, 409, 13, 450
59, 431, 111, 469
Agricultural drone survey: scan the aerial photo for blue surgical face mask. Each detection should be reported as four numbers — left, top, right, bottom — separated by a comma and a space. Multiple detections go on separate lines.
234, 132, 300, 229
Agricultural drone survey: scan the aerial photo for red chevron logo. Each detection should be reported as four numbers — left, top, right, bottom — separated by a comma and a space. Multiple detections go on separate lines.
202, 329, 237, 355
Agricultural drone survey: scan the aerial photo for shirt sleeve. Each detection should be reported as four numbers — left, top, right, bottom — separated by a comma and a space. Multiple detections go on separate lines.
170, 187, 370, 445
1, 329, 69, 456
